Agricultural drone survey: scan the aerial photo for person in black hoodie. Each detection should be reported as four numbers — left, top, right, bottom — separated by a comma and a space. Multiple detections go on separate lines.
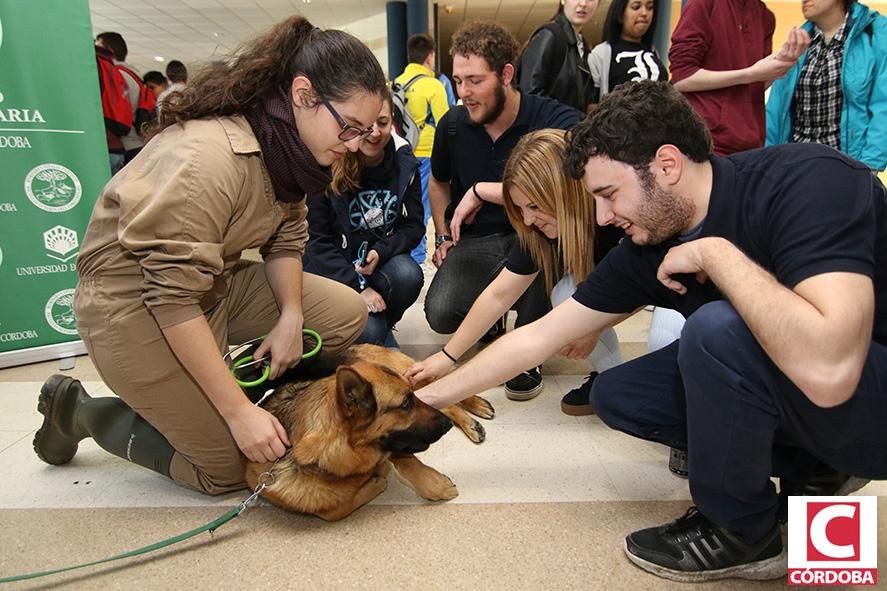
305, 90, 424, 346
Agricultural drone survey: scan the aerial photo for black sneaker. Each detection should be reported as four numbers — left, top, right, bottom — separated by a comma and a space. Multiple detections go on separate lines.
560, 372, 597, 416
479, 315, 506, 344
624, 506, 786, 582
504, 366, 543, 401
777, 468, 870, 523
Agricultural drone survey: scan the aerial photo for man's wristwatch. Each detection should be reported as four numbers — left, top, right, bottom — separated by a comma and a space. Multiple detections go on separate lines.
435, 234, 453, 248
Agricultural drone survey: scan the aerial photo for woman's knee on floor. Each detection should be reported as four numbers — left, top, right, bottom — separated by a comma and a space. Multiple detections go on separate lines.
171, 447, 248, 495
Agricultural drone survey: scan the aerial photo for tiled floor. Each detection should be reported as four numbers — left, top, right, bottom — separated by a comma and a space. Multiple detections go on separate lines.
0, 263, 884, 589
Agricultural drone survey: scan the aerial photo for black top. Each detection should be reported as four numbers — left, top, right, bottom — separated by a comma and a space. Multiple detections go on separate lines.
573, 143, 887, 344
607, 40, 668, 93
517, 12, 594, 111
505, 240, 542, 276
348, 146, 401, 245
504, 232, 612, 280
431, 92, 581, 237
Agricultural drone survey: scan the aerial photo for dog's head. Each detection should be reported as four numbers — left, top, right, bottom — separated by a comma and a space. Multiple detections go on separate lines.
336, 360, 453, 454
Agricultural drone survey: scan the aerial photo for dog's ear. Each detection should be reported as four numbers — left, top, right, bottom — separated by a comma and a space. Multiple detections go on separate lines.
336, 365, 377, 420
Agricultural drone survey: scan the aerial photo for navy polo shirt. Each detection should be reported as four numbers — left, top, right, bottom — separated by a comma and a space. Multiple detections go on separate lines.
431, 91, 581, 237
573, 143, 887, 344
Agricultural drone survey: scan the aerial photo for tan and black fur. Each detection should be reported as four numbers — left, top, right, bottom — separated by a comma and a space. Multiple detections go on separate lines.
244, 344, 494, 521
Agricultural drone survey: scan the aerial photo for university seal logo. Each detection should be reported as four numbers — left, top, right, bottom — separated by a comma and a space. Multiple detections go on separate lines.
44, 289, 78, 336
43, 225, 79, 262
25, 164, 82, 213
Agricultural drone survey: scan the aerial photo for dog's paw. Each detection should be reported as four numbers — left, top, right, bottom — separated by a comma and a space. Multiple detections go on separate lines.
460, 395, 495, 420
462, 418, 486, 444
369, 474, 389, 496
420, 473, 459, 502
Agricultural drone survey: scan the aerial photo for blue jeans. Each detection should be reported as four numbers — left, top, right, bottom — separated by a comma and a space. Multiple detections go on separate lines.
410, 157, 432, 265
109, 152, 125, 176
424, 232, 550, 334
357, 254, 423, 345
591, 301, 887, 543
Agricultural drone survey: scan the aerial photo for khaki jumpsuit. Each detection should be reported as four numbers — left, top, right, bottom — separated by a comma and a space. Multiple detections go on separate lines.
74, 116, 367, 494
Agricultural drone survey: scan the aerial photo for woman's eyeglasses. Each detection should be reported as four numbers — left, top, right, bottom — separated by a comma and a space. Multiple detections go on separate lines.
322, 98, 374, 142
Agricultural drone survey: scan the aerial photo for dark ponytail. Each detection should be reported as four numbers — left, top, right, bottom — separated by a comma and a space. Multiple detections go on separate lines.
149, 16, 387, 136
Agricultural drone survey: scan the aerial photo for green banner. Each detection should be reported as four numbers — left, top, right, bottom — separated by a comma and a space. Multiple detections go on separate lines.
0, 0, 108, 364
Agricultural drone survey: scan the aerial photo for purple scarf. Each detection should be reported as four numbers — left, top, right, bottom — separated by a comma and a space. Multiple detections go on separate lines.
244, 92, 331, 202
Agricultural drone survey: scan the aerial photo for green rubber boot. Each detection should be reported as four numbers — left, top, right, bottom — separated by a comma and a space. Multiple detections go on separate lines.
34, 374, 175, 477
34, 374, 90, 465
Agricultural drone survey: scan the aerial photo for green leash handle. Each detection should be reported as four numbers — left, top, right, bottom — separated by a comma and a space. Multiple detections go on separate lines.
231, 355, 270, 388
228, 328, 323, 388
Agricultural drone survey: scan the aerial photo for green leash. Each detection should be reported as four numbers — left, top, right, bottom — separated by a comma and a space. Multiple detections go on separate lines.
0, 473, 273, 584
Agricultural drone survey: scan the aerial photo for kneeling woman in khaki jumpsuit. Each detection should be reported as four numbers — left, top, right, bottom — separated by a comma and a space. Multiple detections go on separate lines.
33, 16, 387, 494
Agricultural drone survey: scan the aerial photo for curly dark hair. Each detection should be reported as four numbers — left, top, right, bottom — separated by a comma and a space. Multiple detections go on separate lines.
149, 16, 387, 137
450, 21, 519, 77
564, 81, 712, 178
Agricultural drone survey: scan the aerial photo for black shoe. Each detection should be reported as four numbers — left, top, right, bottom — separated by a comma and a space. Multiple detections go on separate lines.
777, 468, 870, 523
560, 372, 597, 416
668, 447, 689, 478
504, 366, 543, 401
479, 315, 506, 344
34, 374, 90, 465
624, 507, 786, 582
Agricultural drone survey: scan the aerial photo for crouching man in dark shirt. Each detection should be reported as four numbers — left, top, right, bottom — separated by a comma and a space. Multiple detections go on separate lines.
413, 80, 887, 583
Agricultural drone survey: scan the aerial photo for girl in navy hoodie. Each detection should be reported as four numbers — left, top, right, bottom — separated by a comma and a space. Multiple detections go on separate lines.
305, 90, 424, 346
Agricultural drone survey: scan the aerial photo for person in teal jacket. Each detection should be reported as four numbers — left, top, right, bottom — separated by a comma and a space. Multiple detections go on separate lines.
766, 0, 887, 171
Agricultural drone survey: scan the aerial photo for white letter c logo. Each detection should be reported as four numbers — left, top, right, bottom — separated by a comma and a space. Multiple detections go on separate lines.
811, 504, 856, 559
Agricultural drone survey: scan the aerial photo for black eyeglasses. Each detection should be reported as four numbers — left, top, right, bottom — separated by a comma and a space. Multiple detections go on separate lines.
321, 98, 373, 142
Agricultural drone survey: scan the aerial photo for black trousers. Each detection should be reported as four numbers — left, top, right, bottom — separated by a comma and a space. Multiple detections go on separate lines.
591, 300, 887, 543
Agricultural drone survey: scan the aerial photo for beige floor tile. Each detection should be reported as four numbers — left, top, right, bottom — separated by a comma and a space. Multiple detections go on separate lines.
438, 421, 620, 503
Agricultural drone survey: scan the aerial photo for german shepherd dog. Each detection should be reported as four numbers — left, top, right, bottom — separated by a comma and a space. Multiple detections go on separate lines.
244, 344, 494, 521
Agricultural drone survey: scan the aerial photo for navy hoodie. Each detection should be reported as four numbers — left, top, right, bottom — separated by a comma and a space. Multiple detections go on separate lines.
304, 134, 423, 290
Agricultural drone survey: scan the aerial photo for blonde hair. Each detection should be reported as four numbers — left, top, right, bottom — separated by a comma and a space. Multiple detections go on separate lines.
329, 89, 394, 195
502, 129, 597, 293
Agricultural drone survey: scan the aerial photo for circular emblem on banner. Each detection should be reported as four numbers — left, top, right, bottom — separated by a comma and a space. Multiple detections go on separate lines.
44, 289, 78, 335
25, 164, 82, 213
0, 245, 3, 268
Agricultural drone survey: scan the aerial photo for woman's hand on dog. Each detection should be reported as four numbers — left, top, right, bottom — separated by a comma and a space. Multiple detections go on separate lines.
226, 403, 291, 463
254, 310, 304, 380
404, 351, 456, 386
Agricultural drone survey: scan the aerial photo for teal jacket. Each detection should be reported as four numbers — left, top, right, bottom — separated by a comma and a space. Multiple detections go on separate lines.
766, 2, 887, 171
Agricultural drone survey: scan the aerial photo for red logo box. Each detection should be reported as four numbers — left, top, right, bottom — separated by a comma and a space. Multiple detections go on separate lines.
788, 496, 878, 586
